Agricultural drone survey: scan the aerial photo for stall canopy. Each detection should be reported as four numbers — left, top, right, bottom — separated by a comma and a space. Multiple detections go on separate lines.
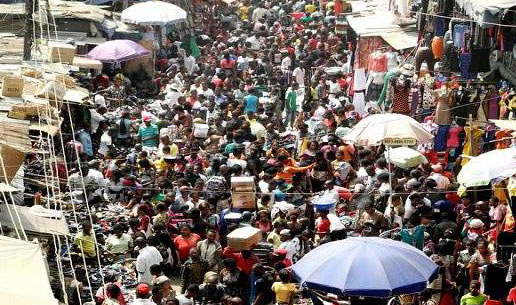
0, 235, 58, 305
0, 204, 69, 235
455, 0, 516, 26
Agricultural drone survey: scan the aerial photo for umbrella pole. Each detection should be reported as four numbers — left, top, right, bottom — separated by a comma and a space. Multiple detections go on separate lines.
388, 145, 393, 200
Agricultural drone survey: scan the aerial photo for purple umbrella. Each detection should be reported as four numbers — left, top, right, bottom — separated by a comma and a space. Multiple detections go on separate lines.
87, 40, 150, 63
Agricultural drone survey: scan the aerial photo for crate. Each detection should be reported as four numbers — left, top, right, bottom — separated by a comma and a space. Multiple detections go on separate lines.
48, 42, 76, 64
232, 192, 256, 209
227, 227, 262, 250
2, 76, 24, 97
231, 176, 255, 192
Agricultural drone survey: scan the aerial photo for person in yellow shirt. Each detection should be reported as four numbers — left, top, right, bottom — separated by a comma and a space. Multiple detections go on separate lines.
305, 1, 316, 13
271, 269, 298, 304
73, 221, 96, 259
238, 1, 249, 21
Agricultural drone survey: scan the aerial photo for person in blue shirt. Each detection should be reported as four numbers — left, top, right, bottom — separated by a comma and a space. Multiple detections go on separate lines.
243, 89, 258, 114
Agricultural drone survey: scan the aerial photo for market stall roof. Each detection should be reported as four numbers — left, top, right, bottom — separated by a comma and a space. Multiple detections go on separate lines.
380, 30, 418, 50
0, 235, 58, 305
455, 0, 516, 26
0, 204, 69, 235
346, 11, 417, 50
347, 11, 400, 36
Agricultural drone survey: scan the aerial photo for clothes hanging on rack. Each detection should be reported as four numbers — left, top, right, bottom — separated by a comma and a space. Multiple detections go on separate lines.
446, 126, 462, 148
434, 125, 449, 152
432, 36, 444, 59
460, 52, 475, 79
461, 125, 484, 166
453, 24, 470, 49
434, 90, 454, 125
469, 47, 491, 73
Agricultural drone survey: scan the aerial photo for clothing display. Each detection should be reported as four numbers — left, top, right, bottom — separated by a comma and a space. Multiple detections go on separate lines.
367, 52, 388, 73
391, 79, 411, 115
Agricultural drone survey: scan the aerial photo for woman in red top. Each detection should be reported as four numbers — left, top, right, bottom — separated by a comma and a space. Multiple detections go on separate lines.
220, 53, 236, 76
174, 224, 200, 262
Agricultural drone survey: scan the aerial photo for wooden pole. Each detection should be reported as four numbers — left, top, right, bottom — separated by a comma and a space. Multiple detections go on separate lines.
468, 114, 474, 157
23, 0, 35, 60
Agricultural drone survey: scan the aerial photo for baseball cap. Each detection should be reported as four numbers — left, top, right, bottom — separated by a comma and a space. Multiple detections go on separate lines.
143, 116, 152, 122
155, 275, 170, 285
136, 283, 151, 296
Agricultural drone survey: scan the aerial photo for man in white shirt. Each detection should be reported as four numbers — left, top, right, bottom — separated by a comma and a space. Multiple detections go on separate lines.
278, 229, 300, 261
245, 34, 261, 51
89, 106, 106, 134
292, 64, 305, 88
280, 52, 291, 74
135, 237, 163, 284
403, 193, 432, 220
183, 51, 198, 75
176, 284, 200, 305
429, 164, 450, 190
252, 6, 268, 23
98, 127, 114, 157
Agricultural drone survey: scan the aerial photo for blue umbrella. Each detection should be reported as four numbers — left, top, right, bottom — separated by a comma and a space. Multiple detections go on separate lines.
291, 237, 439, 298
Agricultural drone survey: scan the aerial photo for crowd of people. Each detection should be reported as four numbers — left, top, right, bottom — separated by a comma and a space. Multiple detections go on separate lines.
34, 0, 516, 305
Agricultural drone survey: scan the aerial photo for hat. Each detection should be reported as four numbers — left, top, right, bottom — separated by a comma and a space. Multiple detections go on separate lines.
470, 218, 484, 229
155, 275, 170, 285
280, 229, 291, 236
136, 283, 151, 296
143, 116, 152, 122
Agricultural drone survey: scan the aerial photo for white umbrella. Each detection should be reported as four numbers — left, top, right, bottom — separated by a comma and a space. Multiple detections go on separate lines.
342, 113, 434, 146
458, 147, 516, 187
384, 147, 428, 168
121, 1, 187, 26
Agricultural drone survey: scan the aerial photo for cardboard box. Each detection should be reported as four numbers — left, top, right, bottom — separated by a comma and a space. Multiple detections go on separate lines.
0, 144, 24, 183
227, 227, 262, 250
48, 42, 76, 64
232, 192, 255, 209
2, 76, 24, 97
231, 176, 255, 192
